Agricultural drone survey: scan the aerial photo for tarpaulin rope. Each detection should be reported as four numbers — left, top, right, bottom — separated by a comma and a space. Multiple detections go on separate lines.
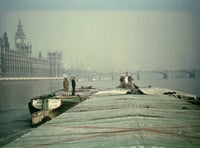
24, 124, 200, 148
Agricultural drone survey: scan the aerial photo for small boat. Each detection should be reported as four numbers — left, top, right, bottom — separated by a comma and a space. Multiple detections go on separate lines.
28, 88, 97, 126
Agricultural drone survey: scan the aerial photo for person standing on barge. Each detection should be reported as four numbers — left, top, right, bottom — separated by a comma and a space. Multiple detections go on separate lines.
71, 77, 76, 96
63, 78, 69, 96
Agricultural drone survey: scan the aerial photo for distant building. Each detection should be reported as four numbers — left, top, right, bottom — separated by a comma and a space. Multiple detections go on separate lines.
0, 19, 62, 77
48, 51, 62, 77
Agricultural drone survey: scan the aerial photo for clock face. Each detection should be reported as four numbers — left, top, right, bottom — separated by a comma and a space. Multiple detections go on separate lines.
16, 38, 21, 43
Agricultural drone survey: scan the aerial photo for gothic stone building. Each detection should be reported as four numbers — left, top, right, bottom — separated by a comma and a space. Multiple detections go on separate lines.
0, 20, 62, 77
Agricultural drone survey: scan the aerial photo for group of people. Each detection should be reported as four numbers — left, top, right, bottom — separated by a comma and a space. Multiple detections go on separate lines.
119, 72, 139, 89
63, 77, 76, 96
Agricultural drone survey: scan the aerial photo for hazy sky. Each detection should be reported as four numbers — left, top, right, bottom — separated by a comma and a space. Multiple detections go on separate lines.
0, 0, 200, 72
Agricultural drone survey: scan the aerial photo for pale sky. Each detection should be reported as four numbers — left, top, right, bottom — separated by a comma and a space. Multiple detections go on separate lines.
0, 0, 200, 72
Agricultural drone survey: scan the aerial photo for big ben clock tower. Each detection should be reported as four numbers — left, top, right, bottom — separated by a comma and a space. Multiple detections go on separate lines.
15, 19, 26, 50
15, 19, 31, 54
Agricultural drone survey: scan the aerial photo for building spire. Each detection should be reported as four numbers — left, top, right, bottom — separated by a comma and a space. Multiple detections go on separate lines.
15, 19, 32, 55
15, 19, 27, 50
16, 19, 26, 38
2, 32, 9, 50
18, 19, 22, 28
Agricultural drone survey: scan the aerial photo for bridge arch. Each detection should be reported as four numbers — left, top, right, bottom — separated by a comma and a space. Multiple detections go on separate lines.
151, 71, 168, 79
136, 71, 168, 80
176, 70, 195, 78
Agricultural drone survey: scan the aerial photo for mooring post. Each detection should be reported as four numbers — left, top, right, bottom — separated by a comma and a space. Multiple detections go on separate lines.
42, 99, 49, 117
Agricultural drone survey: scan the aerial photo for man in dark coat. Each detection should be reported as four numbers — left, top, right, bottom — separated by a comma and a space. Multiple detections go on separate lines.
71, 77, 76, 96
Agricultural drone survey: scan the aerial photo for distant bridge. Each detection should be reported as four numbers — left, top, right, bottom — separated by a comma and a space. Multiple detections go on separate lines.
87, 69, 200, 81
132, 69, 200, 80
131, 69, 199, 80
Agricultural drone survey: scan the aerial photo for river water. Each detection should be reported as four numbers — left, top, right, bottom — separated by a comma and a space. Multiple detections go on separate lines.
0, 78, 200, 146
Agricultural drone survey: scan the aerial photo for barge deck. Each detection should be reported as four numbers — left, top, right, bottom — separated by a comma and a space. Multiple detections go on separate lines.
4, 89, 200, 148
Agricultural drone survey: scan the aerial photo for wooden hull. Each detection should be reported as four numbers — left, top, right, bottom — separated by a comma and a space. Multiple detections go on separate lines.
29, 95, 81, 113
28, 88, 98, 126
29, 95, 82, 126
32, 98, 62, 110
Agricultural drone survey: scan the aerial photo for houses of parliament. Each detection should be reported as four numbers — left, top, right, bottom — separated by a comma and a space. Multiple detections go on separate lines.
0, 20, 62, 78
